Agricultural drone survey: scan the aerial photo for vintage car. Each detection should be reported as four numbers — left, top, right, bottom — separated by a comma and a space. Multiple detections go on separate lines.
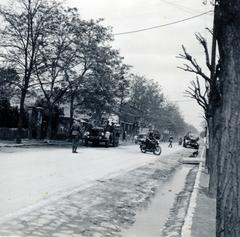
83, 126, 120, 147
183, 133, 199, 149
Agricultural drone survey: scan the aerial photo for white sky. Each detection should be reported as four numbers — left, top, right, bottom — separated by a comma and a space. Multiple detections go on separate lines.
1, 0, 214, 130
64, 0, 214, 130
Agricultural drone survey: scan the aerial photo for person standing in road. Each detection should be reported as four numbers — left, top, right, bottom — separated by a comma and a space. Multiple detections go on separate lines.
122, 130, 127, 142
168, 136, 173, 148
104, 120, 111, 132
71, 122, 81, 153
178, 137, 183, 145
109, 122, 115, 144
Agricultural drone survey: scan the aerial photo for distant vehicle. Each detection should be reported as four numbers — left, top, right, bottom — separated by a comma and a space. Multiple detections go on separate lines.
135, 133, 147, 144
183, 133, 199, 149
83, 126, 120, 147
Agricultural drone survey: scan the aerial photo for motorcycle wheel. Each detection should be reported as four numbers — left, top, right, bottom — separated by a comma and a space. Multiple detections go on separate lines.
140, 145, 147, 153
153, 145, 162, 156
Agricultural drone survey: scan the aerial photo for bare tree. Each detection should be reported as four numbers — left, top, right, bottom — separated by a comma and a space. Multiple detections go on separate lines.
184, 76, 209, 116
178, 32, 221, 197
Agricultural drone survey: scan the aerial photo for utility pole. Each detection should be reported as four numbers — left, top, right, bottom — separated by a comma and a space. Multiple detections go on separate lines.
210, 0, 218, 80
205, 0, 219, 197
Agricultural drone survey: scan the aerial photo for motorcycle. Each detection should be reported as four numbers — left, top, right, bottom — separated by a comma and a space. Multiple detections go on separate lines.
140, 139, 162, 156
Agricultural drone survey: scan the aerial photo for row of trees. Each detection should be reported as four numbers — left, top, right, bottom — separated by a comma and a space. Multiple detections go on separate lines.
179, 1, 240, 236
0, 0, 192, 142
126, 75, 190, 135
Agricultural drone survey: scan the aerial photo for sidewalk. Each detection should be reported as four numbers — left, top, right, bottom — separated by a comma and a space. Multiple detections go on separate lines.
190, 165, 216, 237
181, 146, 216, 237
0, 139, 135, 148
0, 139, 72, 148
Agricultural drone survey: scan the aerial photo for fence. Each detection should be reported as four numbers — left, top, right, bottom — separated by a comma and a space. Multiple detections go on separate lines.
0, 128, 28, 140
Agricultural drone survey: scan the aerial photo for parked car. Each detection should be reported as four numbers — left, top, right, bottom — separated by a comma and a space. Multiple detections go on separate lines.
83, 126, 120, 147
183, 133, 199, 149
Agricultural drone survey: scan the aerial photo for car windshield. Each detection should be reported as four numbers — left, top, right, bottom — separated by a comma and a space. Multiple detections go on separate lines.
189, 134, 199, 140
91, 128, 103, 136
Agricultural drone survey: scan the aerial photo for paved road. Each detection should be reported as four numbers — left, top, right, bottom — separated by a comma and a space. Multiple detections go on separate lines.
0, 143, 193, 237
0, 143, 182, 219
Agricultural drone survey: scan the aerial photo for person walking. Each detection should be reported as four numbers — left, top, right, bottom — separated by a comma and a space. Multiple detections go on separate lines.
71, 122, 81, 153
168, 136, 173, 148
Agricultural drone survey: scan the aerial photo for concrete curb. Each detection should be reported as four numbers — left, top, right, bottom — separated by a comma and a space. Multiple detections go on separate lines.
181, 148, 205, 237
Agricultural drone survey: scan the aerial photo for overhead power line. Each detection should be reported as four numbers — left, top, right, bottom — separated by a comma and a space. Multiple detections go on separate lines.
114, 11, 213, 36
159, 0, 202, 14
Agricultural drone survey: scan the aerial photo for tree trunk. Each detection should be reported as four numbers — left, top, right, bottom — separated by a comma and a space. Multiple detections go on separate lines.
216, 1, 240, 236
69, 92, 75, 136
208, 105, 221, 197
94, 106, 102, 126
206, 118, 212, 172
16, 89, 27, 144
47, 106, 53, 140
28, 108, 33, 139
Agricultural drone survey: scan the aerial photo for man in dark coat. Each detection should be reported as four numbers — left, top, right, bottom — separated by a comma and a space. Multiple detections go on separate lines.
71, 122, 81, 153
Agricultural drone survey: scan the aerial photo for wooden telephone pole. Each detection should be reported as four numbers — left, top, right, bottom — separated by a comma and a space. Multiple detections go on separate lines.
210, 0, 218, 79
